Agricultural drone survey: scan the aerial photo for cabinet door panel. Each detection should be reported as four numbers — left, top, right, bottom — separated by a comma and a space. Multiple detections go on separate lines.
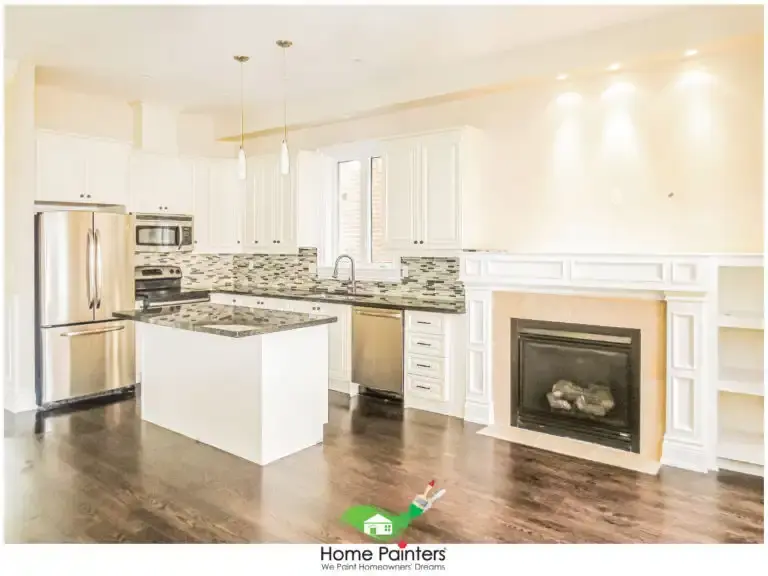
207, 159, 242, 252
85, 139, 130, 205
419, 133, 461, 249
169, 158, 194, 215
275, 162, 296, 251
381, 139, 419, 250
317, 302, 350, 381
129, 153, 162, 213
36, 132, 87, 203
192, 159, 211, 252
243, 156, 270, 250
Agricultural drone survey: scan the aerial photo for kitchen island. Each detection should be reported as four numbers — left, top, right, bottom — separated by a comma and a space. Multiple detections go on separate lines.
114, 303, 336, 465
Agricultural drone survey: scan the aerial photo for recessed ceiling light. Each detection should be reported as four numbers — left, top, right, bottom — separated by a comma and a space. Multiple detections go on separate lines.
607, 63, 621, 72
556, 74, 568, 81
684, 49, 699, 57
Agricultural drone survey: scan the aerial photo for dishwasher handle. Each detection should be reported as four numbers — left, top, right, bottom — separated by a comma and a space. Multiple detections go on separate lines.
353, 308, 402, 319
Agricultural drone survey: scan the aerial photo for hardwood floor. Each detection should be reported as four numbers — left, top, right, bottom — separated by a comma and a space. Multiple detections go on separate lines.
4, 392, 764, 543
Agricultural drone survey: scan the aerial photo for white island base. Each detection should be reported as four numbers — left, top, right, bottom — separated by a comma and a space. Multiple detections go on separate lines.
138, 323, 329, 465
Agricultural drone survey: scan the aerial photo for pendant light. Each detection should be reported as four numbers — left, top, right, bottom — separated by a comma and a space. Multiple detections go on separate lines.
234, 55, 249, 180
276, 40, 292, 175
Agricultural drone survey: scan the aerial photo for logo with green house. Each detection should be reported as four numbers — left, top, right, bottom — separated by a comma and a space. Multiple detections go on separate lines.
341, 480, 446, 543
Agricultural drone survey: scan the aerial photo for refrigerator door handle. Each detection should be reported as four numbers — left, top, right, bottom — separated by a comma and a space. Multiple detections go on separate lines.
95, 229, 103, 309
60, 325, 126, 337
86, 229, 95, 310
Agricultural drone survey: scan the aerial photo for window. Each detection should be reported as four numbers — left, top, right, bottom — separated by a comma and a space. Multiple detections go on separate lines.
321, 142, 394, 276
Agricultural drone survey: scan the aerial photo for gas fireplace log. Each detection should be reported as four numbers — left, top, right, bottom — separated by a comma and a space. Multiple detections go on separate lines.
551, 380, 585, 402
546, 392, 572, 411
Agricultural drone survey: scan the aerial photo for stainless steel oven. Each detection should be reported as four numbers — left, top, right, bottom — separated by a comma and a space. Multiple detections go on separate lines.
133, 214, 194, 253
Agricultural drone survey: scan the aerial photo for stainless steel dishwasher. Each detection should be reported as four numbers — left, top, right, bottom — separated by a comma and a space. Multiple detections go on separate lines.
352, 306, 404, 399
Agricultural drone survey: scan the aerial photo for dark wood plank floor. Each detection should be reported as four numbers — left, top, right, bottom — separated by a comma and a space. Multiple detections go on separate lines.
4, 392, 764, 543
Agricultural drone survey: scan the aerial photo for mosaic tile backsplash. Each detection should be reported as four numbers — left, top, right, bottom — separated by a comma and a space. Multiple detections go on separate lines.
135, 248, 464, 302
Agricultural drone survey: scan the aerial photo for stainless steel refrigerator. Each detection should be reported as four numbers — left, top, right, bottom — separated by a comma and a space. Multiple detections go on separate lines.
35, 211, 136, 407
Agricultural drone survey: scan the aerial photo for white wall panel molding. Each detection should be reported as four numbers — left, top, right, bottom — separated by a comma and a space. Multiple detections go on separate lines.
461, 253, 717, 293
464, 289, 493, 425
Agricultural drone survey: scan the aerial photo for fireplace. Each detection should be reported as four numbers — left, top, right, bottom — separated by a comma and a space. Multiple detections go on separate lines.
511, 318, 641, 452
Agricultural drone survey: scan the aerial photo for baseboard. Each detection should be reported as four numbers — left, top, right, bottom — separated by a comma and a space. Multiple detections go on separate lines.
661, 438, 708, 473
406, 395, 458, 418
330, 379, 359, 397
463, 400, 493, 425
717, 458, 764, 477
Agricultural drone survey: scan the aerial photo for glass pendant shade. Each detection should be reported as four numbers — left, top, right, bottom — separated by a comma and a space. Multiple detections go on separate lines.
237, 147, 247, 180
280, 139, 290, 175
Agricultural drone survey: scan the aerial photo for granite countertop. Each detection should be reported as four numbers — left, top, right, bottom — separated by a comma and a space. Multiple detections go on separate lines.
113, 302, 337, 338
211, 287, 466, 314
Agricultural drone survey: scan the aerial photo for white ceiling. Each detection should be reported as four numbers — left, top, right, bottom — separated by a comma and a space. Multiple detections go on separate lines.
5, 4, 762, 134
8, 5, 675, 110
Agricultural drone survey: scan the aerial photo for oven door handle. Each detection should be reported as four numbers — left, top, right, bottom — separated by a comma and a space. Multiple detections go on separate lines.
177, 225, 183, 251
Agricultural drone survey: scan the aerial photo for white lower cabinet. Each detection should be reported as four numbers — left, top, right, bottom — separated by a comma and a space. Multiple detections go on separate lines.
403, 310, 466, 418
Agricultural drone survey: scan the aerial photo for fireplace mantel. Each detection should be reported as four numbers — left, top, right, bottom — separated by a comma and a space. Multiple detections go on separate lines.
460, 252, 734, 474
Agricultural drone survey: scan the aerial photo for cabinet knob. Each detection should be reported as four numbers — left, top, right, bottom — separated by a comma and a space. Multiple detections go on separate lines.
194, 240, 198, 244
419, 240, 424, 244
237, 240, 241, 244
80, 194, 85, 198
86, 194, 91, 198
254, 240, 258, 244
413, 241, 417, 245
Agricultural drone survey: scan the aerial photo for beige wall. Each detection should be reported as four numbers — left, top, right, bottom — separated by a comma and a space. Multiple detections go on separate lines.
491, 291, 666, 460
35, 84, 234, 157
4, 62, 37, 411
244, 41, 763, 254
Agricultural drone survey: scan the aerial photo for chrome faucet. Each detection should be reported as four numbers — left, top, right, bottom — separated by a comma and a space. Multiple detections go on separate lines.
332, 254, 357, 294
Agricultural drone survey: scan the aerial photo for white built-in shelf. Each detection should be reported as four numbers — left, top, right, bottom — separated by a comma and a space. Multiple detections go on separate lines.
718, 367, 765, 396
718, 311, 764, 330
718, 430, 765, 466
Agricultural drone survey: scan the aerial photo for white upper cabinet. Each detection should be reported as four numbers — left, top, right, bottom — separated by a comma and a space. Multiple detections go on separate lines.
243, 153, 297, 254
419, 131, 461, 249
191, 158, 211, 252
36, 131, 129, 205
129, 152, 193, 215
381, 137, 419, 251
206, 158, 243, 253
85, 138, 131, 206
380, 128, 474, 253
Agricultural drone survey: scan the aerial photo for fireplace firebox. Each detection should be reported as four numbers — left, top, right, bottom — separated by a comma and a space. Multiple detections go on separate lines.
511, 319, 641, 452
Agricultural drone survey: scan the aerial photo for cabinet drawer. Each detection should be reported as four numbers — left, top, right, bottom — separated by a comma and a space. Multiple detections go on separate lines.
406, 374, 447, 402
406, 332, 445, 357
405, 354, 445, 380
406, 311, 445, 335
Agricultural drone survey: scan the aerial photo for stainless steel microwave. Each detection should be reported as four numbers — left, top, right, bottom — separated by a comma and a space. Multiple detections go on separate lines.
133, 214, 194, 253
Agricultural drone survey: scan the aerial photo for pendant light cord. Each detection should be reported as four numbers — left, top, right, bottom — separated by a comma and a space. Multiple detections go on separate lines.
240, 59, 244, 149
282, 45, 287, 141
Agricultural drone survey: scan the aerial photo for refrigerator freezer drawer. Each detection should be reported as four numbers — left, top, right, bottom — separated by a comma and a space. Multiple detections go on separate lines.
39, 320, 136, 405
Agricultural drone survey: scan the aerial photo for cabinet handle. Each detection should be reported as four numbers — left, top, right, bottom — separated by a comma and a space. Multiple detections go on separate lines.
415, 363, 431, 369
416, 342, 431, 347
416, 321, 430, 325
415, 384, 431, 390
